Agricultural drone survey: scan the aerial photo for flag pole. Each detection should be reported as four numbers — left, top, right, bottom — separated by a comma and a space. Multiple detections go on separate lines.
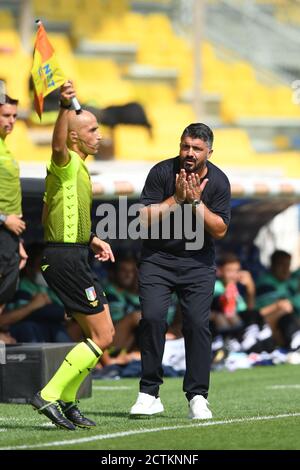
35, 19, 82, 114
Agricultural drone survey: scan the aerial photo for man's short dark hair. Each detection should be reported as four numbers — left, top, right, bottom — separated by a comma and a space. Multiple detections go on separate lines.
0, 94, 19, 106
271, 250, 291, 266
181, 123, 214, 149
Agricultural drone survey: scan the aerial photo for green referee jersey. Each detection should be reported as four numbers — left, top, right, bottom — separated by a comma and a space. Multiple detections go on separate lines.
0, 136, 22, 215
43, 149, 92, 243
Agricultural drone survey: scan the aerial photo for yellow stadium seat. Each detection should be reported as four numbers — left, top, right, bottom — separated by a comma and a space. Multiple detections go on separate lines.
75, 58, 121, 81
0, 10, 15, 29
2, 1, 299, 168
6, 121, 41, 162
213, 128, 255, 165
0, 51, 31, 108
121, 12, 147, 42
146, 14, 174, 38
132, 84, 176, 106
74, 58, 135, 106
77, 79, 135, 107
6, 122, 57, 163
33, 0, 79, 22
114, 102, 196, 161
114, 125, 154, 161
0, 29, 21, 50
47, 34, 72, 54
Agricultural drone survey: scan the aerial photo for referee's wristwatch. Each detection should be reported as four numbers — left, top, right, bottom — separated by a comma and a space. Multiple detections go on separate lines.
89, 232, 97, 246
0, 214, 7, 226
191, 199, 202, 209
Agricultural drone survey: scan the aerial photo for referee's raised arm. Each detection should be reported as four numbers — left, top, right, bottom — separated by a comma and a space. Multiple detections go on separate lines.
51, 80, 75, 167
30, 83, 114, 431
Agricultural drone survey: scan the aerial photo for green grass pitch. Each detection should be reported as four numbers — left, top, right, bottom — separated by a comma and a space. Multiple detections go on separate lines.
0, 364, 299, 450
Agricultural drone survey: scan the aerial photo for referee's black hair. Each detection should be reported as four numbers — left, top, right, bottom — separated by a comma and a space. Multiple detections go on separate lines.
181, 123, 214, 149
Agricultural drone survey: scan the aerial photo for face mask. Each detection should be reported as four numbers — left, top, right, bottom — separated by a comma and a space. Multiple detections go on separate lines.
34, 272, 48, 288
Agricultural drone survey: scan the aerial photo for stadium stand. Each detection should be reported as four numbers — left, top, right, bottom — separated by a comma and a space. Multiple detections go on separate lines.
0, 0, 299, 173
0, 3, 299, 390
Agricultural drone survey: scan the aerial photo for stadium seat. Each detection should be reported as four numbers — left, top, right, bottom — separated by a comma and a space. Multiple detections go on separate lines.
6, 121, 52, 163
0, 0, 299, 176
213, 128, 255, 166
0, 50, 31, 109
0, 29, 21, 51
114, 125, 154, 161
0, 10, 15, 29
74, 57, 136, 106
132, 84, 177, 106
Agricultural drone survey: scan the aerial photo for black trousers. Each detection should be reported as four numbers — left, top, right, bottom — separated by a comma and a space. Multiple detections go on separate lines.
138, 260, 216, 400
0, 227, 19, 305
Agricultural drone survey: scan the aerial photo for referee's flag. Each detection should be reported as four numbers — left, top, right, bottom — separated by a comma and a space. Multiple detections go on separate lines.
31, 21, 65, 119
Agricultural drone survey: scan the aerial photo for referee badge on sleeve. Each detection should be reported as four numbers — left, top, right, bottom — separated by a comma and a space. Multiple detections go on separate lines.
85, 286, 97, 301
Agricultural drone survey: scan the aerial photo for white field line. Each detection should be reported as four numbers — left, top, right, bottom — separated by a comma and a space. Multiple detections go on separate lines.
267, 385, 300, 390
0, 417, 39, 422
1, 412, 300, 450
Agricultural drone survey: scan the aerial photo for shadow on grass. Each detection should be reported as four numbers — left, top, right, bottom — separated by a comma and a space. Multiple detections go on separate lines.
86, 410, 173, 420
0, 424, 59, 432
86, 410, 135, 419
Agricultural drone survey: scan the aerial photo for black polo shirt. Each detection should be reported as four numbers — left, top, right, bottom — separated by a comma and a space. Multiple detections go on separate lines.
140, 157, 231, 268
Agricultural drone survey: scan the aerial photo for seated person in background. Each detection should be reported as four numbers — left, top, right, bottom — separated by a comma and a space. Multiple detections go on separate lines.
211, 253, 274, 353
255, 250, 300, 350
104, 256, 141, 356
0, 330, 16, 344
0, 292, 52, 342
0, 302, 16, 344
290, 267, 300, 318
2, 243, 71, 343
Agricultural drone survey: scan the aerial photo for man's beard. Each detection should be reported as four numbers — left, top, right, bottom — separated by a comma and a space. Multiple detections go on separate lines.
182, 157, 206, 173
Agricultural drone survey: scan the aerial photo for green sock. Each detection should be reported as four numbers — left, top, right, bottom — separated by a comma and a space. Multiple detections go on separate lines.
41, 339, 102, 402
60, 359, 98, 403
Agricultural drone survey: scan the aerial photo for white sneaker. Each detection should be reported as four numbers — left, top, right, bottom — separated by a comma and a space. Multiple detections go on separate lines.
291, 331, 300, 350
188, 395, 212, 420
130, 392, 164, 416
241, 324, 260, 351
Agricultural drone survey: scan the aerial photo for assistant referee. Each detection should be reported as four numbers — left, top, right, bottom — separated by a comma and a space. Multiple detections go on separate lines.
31, 81, 115, 430
130, 123, 231, 419
0, 94, 27, 305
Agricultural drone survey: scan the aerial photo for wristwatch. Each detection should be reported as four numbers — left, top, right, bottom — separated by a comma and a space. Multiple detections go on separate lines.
0, 214, 7, 226
191, 199, 202, 209
89, 232, 97, 246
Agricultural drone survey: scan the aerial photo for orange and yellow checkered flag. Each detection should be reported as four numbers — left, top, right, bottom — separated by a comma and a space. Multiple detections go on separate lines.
31, 20, 66, 119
